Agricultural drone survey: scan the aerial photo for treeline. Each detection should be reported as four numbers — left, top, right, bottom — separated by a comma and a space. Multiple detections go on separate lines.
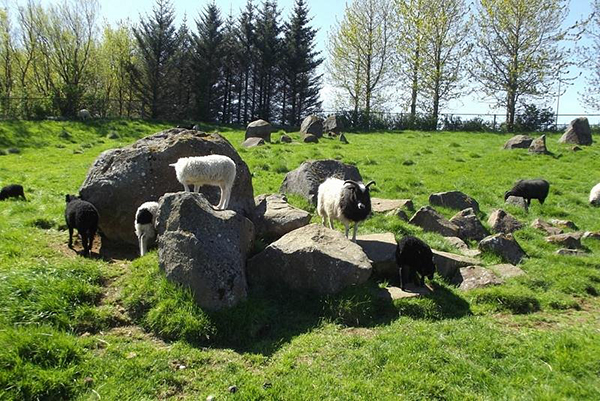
0, 0, 322, 125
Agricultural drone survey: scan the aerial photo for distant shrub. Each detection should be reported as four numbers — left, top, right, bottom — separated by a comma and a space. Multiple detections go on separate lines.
514, 103, 556, 132
441, 115, 492, 132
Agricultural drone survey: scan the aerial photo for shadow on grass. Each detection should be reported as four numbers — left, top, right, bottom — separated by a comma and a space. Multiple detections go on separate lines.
205, 280, 471, 356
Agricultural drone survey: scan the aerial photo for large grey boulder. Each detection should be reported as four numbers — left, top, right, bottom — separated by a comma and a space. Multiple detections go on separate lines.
431, 249, 480, 279
156, 192, 254, 311
559, 117, 592, 146
356, 232, 397, 279
429, 191, 480, 212
280, 159, 362, 205
247, 224, 372, 294
487, 209, 523, 234
245, 119, 272, 142
529, 134, 549, 154
452, 266, 503, 291
409, 206, 460, 237
300, 115, 324, 137
253, 194, 311, 240
478, 234, 526, 265
323, 115, 344, 135
450, 208, 488, 241
79, 128, 254, 246
504, 135, 533, 149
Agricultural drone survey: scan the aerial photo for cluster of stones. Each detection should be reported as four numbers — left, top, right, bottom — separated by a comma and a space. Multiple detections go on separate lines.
242, 116, 348, 148
80, 124, 598, 310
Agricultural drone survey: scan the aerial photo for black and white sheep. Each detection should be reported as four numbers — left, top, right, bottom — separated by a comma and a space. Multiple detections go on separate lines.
590, 183, 600, 206
0, 184, 26, 201
169, 155, 236, 210
135, 201, 159, 256
65, 195, 99, 257
395, 236, 436, 289
78, 109, 91, 120
317, 178, 375, 242
504, 179, 550, 206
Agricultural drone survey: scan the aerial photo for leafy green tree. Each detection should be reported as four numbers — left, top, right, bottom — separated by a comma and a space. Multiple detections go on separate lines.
580, 0, 600, 111
471, 0, 578, 130
194, 1, 223, 122
328, 0, 395, 122
131, 0, 180, 119
281, 0, 322, 126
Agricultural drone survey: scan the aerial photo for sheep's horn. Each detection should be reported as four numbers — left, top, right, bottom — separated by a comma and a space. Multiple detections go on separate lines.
343, 180, 358, 187
366, 181, 376, 188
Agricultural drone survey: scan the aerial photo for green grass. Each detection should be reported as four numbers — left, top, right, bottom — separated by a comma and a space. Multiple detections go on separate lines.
1, 120, 600, 399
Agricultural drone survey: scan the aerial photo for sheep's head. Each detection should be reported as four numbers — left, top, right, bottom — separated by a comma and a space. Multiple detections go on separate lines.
340, 180, 376, 222
503, 190, 513, 201
65, 194, 77, 203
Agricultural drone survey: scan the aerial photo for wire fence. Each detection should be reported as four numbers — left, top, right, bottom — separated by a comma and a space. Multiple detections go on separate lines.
1, 96, 599, 132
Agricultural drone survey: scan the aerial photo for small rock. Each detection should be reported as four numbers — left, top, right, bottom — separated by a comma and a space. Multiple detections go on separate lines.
504, 135, 533, 149
207, 395, 215, 401
490, 264, 526, 279
242, 137, 266, 148
556, 248, 587, 256
229, 385, 238, 393
303, 134, 319, 143
371, 198, 414, 213
452, 266, 503, 291
84, 377, 94, 385
280, 134, 292, 143
7, 147, 21, 154
431, 249, 480, 279
528, 134, 549, 154
531, 218, 563, 235
545, 233, 582, 249
409, 206, 460, 237
339, 133, 349, 144
583, 231, 600, 240
478, 234, 526, 265
376, 285, 431, 300
505, 196, 528, 210
488, 209, 523, 234
263, 382, 272, 389
386, 209, 409, 221
549, 219, 578, 230
126, 352, 137, 359
572, 146, 582, 152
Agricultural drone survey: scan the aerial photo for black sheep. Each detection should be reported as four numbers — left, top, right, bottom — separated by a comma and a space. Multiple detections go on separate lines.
0, 184, 26, 201
504, 179, 550, 206
65, 194, 99, 257
395, 236, 436, 289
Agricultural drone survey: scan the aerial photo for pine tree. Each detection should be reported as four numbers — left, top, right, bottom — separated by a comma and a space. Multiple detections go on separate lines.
254, 0, 282, 122
194, 1, 223, 122
281, 0, 322, 126
236, 0, 256, 122
220, 10, 243, 124
131, 0, 180, 119
173, 17, 195, 119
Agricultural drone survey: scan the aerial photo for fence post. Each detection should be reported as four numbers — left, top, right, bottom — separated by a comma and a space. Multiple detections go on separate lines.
493, 114, 497, 131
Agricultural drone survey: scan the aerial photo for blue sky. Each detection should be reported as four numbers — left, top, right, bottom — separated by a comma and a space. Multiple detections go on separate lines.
26, 0, 600, 123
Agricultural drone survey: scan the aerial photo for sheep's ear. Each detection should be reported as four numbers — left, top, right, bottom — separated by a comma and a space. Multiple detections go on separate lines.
65, 194, 71, 202
366, 181, 376, 188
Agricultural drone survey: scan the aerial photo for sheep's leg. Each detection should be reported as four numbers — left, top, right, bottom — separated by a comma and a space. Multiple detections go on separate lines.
81, 232, 89, 257
139, 234, 146, 256
193, 184, 201, 193
352, 223, 359, 242
88, 232, 94, 257
399, 266, 407, 290
344, 223, 350, 238
68, 227, 74, 248
221, 185, 232, 209
329, 217, 335, 230
183, 183, 190, 192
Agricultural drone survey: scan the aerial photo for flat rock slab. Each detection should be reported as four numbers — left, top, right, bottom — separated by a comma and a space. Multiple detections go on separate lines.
489, 264, 526, 279
247, 224, 372, 294
356, 232, 398, 279
409, 206, 460, 237
432, 249, 480, 280
453, 266, 503, 291
549, 219, 578, 230
556, 248, 588, 256
545, 233, 582, 249
504, 135, 533, 149
376, 285, 431, 300
371, 198, 414, 213
242, 137, 266, 148
531, 219, 563, 235
253, 194, 312, 240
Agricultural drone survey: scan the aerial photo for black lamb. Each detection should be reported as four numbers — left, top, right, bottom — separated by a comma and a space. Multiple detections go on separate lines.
65, 194, 99, 257
504, 179, 550, 206
0, 184, 26, 201
395, 236, 436, 289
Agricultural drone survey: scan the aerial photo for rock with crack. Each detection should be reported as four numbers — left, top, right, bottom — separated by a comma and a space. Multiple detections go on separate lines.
252, 194, 311, 241
478, 234, 526, 265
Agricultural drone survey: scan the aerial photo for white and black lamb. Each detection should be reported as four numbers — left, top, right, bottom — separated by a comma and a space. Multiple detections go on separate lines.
134, 201, 159, 256
169, 155, 236, 210
590, 183, 600, 206
395, 236, 436, 289
0, 184, 26, 201
504, 179, 550, 206
65, 194, 99, 257
317, 177, 375, 242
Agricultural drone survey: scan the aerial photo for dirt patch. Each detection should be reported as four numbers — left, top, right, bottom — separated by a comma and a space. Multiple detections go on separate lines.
341, 327, 376, 338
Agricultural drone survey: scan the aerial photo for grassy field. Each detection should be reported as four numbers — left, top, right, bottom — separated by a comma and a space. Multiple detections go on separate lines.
1, 120, 600, 400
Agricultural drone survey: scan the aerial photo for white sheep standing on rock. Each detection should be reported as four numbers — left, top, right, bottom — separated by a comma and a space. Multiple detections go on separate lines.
169, 154, 236, 210
590, 183, 600, 206
135, 201, 159, 256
